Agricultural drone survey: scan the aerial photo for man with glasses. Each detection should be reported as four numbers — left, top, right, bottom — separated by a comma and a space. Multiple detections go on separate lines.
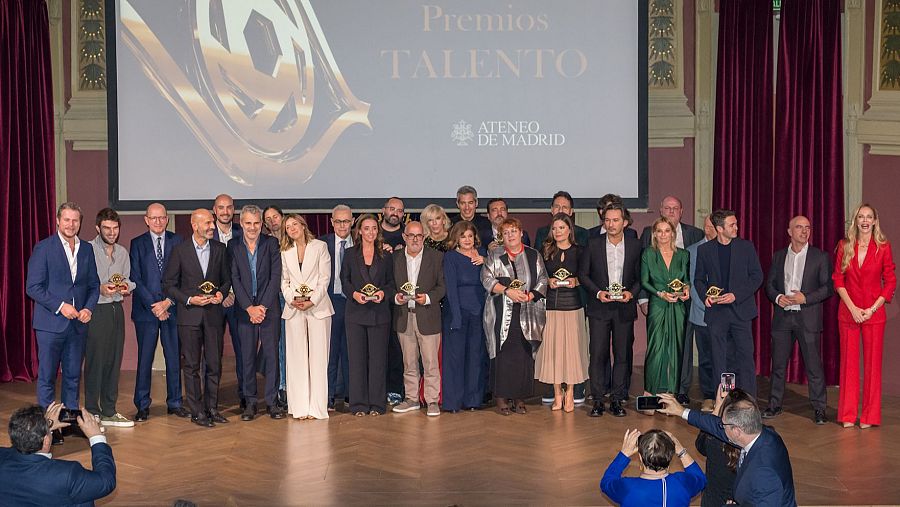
129, 203, 187, 422
391, 222, 446, 416
322, 204, 354, 410
380, 197, 406, 250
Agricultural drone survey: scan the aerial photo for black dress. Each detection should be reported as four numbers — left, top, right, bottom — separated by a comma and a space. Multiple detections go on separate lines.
695, 431, 737, 507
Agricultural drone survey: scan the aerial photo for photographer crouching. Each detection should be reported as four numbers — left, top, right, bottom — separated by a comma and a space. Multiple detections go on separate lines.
0, 401, 116, 506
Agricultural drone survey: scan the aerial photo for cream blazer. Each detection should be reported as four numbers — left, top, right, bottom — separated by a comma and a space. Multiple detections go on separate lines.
280, 239, 335, 321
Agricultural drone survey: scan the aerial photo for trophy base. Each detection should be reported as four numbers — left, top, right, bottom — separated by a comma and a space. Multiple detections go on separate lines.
555, 281, 571, 287
293, 297, 310, 303
608, 295, 625, 301
364, 296, 380, 301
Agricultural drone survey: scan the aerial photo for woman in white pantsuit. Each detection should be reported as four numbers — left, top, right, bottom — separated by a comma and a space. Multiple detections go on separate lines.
280, 214, 334, 420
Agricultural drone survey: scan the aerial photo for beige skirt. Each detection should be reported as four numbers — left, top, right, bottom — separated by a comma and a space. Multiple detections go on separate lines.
535, 308, 589, 385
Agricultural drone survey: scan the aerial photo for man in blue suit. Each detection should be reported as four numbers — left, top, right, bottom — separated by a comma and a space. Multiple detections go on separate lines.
659, 389, 797, 506
321, 204, 353, 410
693, 209, 764, 397
129, 203, 187, 422
0, 403, 116, 506
229, 205, 285, 420
26, 202, 100, 432
212, 193, 245, 409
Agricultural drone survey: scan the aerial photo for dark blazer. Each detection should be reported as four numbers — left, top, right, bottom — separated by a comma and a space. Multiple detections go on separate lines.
212, 221, 242, 245
640, 222, 705, 249
392, 247, 446, 335
162, 238, 232, 326
589, 225, 638, 240
450, 213, 494, 247
229, 235, 282, 323
341, 246, 396, 326
580, 234, 642, 321
694, 238, 764, 322
534, 224, 590, 250
765, 245, 833, 332
26, 235, 100, 334
130, 231, 183, 322
687, 410, 797, 507
321, 232, 352, 297
0, 443, 116, 507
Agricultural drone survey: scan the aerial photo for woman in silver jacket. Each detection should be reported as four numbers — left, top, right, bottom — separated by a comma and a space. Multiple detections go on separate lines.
482, 217, 548, 415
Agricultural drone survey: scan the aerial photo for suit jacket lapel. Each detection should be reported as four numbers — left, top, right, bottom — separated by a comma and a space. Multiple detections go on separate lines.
397, 250, 409, 285
599, 237, 610, 285
298, 243, 313, 282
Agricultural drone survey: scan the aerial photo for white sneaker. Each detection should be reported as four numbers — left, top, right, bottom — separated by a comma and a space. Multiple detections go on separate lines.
392, 400, 421, 413
426, 403, 441, 417
100, 413, 135, 427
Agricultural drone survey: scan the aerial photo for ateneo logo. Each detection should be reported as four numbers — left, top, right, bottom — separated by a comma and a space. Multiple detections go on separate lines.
120, 0, 372, 186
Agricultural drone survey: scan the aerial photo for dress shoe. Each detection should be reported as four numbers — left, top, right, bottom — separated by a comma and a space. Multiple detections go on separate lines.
589, 402, 605, 417
268, 406, 285, 419
609, 401, 627, 417
208, 411, 229, 424
277, 389, 288, 410
814, 410, 827, 425
239, 398, 247, 411
167, 407, 189, 418
675, 393, 691, 406
134, 409, 150, 422
191, 415, 214, 428
327, 401, 335, 412
241, 405, 257, 421
761, 407, 783, 419
51, 431, 64, 446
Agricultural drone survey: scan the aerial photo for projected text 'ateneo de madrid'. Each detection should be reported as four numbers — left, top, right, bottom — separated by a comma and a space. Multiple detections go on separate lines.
381, 5, 588, 79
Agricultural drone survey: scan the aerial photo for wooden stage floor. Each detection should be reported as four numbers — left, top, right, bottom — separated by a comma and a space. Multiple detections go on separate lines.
1, 362, 898, 506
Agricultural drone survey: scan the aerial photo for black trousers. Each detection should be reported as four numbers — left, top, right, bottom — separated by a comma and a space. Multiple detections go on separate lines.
238, 316, 280, 407
588, 316, 634, 402
707, 311, 757, 398
386, 330, 404, 397
347, 321, 389, 414
768, 313, 827, 411
679, 322, 716, 399
179, 315, 224, 416
84, 302, 125, 417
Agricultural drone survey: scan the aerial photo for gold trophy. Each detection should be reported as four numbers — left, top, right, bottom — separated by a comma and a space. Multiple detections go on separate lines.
607, 282, 625, 301
360, 283, 381, 301
399, 281, 418, 302
706, 285, 724, 298
494, 234, 504, 247
108, 273, 129, 291
507, 279, 525, 290
667, 278, 687, 294
294, 284, 313, 302
553, 267, 573, 287
198, 281, 218, 296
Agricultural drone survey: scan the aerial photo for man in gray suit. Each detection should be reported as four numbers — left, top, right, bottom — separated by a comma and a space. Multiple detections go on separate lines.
390, 221, 446, 416
763, 216, 832, 425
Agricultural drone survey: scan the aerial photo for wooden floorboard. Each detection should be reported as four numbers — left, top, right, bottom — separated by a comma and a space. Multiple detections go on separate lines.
2, 362, 899, 506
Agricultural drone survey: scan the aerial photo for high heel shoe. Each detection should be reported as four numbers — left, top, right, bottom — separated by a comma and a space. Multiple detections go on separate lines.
551, 398, 562, 411
860, 423, 873, 429
841, 422, 854, 428
563, 397, 575, 413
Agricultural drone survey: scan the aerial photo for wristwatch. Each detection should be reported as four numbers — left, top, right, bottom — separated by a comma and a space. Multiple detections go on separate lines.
677, 448, 688, 458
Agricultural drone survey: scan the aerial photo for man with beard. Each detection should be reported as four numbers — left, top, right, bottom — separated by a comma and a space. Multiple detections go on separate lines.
485, 197, 531, 250
84, 208, 136, 427
380, 197, 406, 250
163, 209, 232, 427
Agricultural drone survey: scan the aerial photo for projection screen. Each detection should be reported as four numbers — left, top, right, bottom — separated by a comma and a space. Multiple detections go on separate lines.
107, 0, 648, 210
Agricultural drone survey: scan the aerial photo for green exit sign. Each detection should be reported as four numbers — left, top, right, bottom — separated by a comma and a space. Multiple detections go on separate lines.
773, 0, 781, 11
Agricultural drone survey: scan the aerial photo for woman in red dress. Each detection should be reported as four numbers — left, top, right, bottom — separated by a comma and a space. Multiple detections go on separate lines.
833, 204, 896, 428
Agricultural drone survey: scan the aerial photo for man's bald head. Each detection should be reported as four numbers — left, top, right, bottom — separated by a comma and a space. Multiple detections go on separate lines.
191, 208, 215, 242
145, 202, 168, 234
787, 215, 811, 249
213, 194, 235, 226
403, 221, 425, 255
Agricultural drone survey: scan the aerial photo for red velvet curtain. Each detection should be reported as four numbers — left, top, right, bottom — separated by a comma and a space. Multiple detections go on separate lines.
773, 0, 844, 384
712, 0, 775, 380
0, 0, 56, 382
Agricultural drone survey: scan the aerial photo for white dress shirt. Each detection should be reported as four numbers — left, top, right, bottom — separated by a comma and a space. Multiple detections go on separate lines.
400, 249, 430, 307
217, 224, 234, 245
606, 238, 625, 286
779, 243, 808, 311
58, 231, 80, 283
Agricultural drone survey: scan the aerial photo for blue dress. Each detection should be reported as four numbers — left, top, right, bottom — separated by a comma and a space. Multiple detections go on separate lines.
442, 248, 488, 411
601, 452, 706, 507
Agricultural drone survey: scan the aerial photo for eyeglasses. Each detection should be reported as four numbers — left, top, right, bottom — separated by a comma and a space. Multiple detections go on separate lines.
146, 216, 167, 222
332, 219, 353, 225
404, 234, 425, 241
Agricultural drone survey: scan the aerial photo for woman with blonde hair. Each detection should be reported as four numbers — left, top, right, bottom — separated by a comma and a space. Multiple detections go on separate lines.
280, 214, 334, 420
833, 203, 896, 428
421, 203, 451, 252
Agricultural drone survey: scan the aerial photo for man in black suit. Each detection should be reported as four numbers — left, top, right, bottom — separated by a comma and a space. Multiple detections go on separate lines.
533, 190, 591, 247
485, 197, 531, 249
693, 209, 764, 397
0, 402, 116, 506
763, 216, 832, 424
580, 203, 642, 417
229, 205, 284, 421
450, 185, 493, 246
638, 195, 705, 406
588, 194, 638, 240
163, 209, 231, 427
211, 194, 245, 409
390, 222, 446, 417
659, 389, 797, 506
322, 204, 354, 410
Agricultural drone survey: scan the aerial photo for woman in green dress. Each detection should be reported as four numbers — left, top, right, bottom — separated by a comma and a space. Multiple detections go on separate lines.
641, 217, 690, 398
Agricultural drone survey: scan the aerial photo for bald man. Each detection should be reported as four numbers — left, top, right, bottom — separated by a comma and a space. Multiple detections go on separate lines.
763, 216, 833, 425
163, 209, 232, 427
130, 203, 186, 422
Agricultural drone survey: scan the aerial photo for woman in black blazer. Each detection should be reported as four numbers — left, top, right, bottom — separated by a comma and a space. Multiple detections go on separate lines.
341, 214, 395, 416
